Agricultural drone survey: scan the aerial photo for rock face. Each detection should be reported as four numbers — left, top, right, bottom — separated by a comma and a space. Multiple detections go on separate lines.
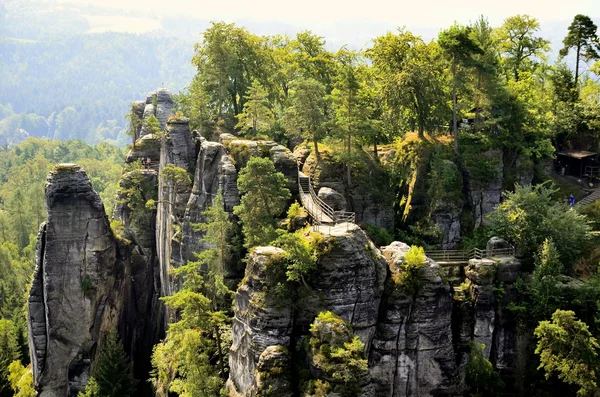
318, 186, 347, 211
228, 224, 387, 396
28, 165, 120, 397
370, 242, 457, 396
227, 231, 523, 396
140, 89, 174, 137
468, 150, 503, 228
227, 247, 293, 396
175, 138, 239, 275
220, 134, 299, 196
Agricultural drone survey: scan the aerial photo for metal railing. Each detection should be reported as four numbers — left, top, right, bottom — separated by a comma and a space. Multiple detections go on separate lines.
427, 246, 515, 264
298, 172, 355, 225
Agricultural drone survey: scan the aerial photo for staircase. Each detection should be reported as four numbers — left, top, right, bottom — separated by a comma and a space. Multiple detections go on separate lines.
577, 189, 600, 207
298, 171, 354, 225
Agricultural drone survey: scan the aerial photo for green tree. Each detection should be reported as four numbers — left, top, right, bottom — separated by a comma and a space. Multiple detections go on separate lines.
535, 310, 600, 396
438, 24, 483, 155
0, 319, 20, 397
7, 361, 35, 397
292, 31, 335, 91
531, 238, 564, 320
560, 15, 600, 84
93, 329, 136, 397
331, 49, 370, 184
273, 230, 318, 286
283, 78, 329, 158
391, 245, 427, 294
234, 157, 290, 248
78, 378, 99, 397
174, 75, 213, 133
235, 79, 274, 136
152, 190, 233, 395
495, 15, 550, 81
143, 114, 162, 138
488, 182, 590, 268
367, 30, 447, 139
465, 341, 504, 396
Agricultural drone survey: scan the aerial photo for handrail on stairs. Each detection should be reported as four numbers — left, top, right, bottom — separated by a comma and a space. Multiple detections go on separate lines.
298, 171, 355, 225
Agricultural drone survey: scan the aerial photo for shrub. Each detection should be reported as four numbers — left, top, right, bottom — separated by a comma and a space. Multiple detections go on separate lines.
465, 341, 504, 396
362, 224, 394, 247
307, 311, 368, 396
392, 245, 426, 294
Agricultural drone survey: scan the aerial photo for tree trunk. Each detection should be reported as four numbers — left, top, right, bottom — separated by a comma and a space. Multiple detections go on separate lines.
418, 124, 425, 140
452, 59, 459, 156
373, 142, 378, 159
575, 42, 581, 85
215, 325, 225, 377
314, 139, 320, 160
347, 132, 351, 187
218, 80, 223, 117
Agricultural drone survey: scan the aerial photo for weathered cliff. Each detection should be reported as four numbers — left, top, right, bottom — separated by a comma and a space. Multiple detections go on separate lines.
370, 242, 457, 396
226, 230, 523, 397
227, 224, 387, 396
28, 165, 121, 397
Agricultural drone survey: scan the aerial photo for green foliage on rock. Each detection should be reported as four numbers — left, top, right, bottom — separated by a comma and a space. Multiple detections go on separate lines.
306, 311, 368, 397
234, 156, 290, 248
465, 341, 504, 396
392, 245, 427, 294
535, 309, 600, 396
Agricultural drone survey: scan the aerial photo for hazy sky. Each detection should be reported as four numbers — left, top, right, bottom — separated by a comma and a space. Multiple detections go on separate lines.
64, 0, 599, 26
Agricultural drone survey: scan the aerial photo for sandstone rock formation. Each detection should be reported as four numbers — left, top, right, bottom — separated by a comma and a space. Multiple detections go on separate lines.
28, 164, 120, 396
370, 242, 457, 396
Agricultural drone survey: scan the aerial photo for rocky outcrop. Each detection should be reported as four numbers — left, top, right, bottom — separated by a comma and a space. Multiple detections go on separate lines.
468, 150, 503, 228
140, 89, 174, 137
297, 223, 387, 347
220, 134, 298, 196
318, 186, 347, 211
228, 224, 387, 396
227, 247, 293, 396
370, 242, 457, 397
28, 164, 120, 397
124, 134, 161, 166
175, 138, 240, 278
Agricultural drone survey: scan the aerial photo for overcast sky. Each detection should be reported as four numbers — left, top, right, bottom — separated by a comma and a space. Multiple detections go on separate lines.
63, 0, 599, 26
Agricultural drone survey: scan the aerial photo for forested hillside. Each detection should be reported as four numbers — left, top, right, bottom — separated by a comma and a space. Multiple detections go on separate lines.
0, 0, 195, 146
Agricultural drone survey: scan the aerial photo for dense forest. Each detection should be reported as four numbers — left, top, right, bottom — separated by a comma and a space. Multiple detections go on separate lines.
0, 0, 195, 146
2, 6, 600, 397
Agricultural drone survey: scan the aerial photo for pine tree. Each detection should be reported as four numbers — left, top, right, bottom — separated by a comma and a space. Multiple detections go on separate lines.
233, 156, 290, 248
560, 15, 600, 84
93, 329, 136, 397
235, 80, 274, 136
